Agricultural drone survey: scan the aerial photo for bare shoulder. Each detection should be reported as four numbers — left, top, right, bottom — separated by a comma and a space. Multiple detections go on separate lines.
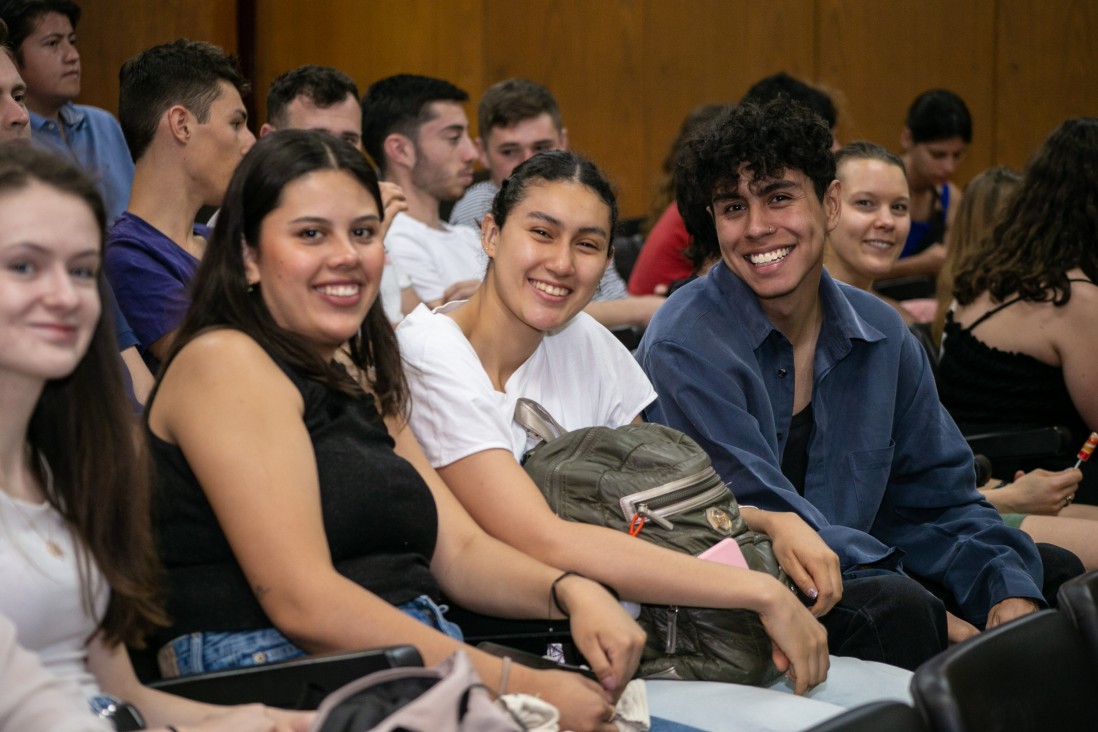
150, 329, 302, 440
160, 329, 287, 393
1054, 273, 1098, 322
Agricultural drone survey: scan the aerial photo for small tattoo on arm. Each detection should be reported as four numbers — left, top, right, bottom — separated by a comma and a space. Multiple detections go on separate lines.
254, 584, 271, 598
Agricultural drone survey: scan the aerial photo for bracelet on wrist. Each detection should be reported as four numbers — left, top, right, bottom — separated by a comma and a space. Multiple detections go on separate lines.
549, 571, 580, 617
498, 655, 512, 697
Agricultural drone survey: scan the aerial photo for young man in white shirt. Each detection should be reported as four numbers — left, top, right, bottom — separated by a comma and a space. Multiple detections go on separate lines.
362, 73, 483, 309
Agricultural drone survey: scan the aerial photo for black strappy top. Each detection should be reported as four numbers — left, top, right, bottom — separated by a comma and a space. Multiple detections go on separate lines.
937, 279, 1095, 444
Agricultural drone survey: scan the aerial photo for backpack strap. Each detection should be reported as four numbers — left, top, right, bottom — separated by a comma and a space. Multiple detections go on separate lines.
513, 398, 566, 444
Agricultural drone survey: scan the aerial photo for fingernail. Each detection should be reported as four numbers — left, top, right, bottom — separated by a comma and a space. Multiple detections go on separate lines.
807, 588, 818, 599
601, 675, 617, 691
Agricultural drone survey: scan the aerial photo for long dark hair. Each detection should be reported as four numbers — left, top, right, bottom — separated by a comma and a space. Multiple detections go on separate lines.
167, 129, 407, 416
0, 144, 167, 648
953, 118, 1098, 306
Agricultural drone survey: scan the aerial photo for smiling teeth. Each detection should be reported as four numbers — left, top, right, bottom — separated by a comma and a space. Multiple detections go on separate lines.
316, 284, 360, 296
531, 280, 569, 297
865, 240, 893, 250
748, 247, 792, 265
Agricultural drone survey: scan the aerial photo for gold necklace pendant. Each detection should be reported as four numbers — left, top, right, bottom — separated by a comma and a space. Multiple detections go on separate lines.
0, 449, 65, 559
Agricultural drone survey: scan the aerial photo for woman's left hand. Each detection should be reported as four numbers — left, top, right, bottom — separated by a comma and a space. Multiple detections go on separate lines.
752, 511, 842, 617
555, 575, 645, 701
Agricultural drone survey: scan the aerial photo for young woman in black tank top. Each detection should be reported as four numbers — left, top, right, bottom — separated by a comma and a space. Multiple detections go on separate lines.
145, 131, 646, 732
939, 117, 1098, 567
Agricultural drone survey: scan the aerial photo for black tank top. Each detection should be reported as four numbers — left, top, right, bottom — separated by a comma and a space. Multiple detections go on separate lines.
148, 354, 440, 644
938, 279, 1095, 443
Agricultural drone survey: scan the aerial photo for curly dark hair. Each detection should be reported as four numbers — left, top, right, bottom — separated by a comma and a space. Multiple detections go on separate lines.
953, 117, 1098, 307
676, 98, 835, 269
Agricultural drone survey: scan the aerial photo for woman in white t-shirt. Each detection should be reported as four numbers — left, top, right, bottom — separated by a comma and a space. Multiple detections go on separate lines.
398, 150, 914, 731
0, 144, 307, 732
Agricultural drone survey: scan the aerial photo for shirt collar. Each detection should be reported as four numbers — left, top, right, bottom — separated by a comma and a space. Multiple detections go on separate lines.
710, 259, 887, 350
28, 101, 83, 132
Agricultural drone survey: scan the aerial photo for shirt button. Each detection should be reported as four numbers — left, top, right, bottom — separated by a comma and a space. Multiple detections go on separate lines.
777, 432, 784, 440
777, 368, 788, 378
253, 651, 267, 663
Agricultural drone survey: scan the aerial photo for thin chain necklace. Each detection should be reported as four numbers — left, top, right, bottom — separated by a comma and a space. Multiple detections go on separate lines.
0, 450, 63, 558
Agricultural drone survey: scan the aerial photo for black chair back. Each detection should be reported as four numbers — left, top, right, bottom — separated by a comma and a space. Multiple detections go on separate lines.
149, 645, 423, 709
1059, 569, 1098, 668
803, 701, 927, 731
912, 609, 1098, 732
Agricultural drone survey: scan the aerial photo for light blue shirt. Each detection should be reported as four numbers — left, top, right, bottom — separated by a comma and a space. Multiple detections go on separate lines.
30, 102, 134, 224
637, 262, 1044, 623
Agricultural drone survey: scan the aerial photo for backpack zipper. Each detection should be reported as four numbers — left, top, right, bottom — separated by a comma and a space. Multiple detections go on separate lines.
618, 470, 727, 529
665, 606, 679, 654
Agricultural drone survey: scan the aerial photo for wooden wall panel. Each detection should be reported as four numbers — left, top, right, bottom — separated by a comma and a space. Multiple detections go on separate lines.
253, 0, 484, 125
76, 0, 237, 115
640, 0, 816, 218
818, 0, 996, 186
66, 1, 1098, 216
483, 0, 648, 216
481, 0, 816, 217
995, 0, 1098, 170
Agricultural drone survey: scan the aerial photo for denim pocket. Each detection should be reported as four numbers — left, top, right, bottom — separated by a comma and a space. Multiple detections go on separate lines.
159, 628, 306, 677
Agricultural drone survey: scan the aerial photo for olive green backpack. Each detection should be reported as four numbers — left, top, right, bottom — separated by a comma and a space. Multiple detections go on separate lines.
515, 398, 788, 685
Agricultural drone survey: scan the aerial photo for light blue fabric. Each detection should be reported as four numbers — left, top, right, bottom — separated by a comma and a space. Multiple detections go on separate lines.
646, 657, 913, 732
637, 262, 1044, 623
159, 595, 461, 677
29, 103, 134, 224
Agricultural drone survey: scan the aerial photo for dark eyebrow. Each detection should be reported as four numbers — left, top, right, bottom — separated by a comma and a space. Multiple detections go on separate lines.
527, 210, 607, 239
711, 191, 743, 204
440, 124, 465, 135
288, 214, 381, 225
755, 179, 797, 196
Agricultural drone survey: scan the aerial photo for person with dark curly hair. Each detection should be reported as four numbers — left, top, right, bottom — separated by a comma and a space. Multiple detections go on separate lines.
939, 118, 1098, 499
636, 97, 1066, 671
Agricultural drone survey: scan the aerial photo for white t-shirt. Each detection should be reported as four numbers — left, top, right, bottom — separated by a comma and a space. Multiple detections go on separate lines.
0, 495, 109, 698
397, 303, 657, 467
385, 213, 487, 304
379, 256, 412, 325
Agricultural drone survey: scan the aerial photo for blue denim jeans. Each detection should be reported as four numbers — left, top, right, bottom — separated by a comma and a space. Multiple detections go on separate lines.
158, 595, 462, 677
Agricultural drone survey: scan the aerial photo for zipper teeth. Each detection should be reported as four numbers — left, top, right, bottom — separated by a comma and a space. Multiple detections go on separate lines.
619, 470, 725, 522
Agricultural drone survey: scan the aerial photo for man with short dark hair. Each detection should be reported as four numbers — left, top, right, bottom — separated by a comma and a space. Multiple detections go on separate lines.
637, 98, 1054, 670
261, 64, 361, 148
361, 73, 482, 309
0, 0, 132, 219
449, 77, 565, 230
105, 39, 254, 371
447, 77, 663, 329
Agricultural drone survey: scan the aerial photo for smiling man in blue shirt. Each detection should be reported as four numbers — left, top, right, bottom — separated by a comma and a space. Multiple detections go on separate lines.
636, 98, 1064, 671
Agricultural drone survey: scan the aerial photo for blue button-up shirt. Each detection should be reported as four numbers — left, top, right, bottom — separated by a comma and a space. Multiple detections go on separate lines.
30, 102, 134, 224
637, 262, 1043, 622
